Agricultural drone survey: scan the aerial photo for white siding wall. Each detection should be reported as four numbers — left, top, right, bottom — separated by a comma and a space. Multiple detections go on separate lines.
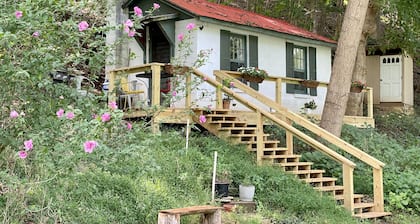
121, 18, 333, 113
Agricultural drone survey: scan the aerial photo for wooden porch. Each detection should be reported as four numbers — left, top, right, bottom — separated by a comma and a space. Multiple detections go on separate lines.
108, 63, 390, 218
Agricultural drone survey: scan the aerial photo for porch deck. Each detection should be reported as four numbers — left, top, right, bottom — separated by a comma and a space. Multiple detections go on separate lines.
108, 63, 374, 128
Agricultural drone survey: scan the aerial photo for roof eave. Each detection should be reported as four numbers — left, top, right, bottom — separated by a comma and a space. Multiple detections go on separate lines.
198, 16, 336, 48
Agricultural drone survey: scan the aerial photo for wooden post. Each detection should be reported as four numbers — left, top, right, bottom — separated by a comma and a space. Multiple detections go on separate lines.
285, 119, 293, 155
158, 213, 180, 224
108, 71, 116, 103
215, 77, 223, 109
342, 164, 354, 214
256, 112, 264, 165
373, 168, 384, 212
185, 71, 192, 109
151, 64, 161, 107
275, 78, 282, 106
367, 87, 374, 118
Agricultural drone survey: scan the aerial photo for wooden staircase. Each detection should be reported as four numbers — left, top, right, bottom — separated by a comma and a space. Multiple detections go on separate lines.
194, 109, 391, 219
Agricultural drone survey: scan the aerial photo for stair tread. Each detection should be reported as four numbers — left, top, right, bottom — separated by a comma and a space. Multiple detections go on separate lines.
248, 147, 287, 152
206, 114, 238, 118
288, 169, 325, 175
314, 185, 344, 191
262, 154, 301, 159
303, 177, 337, 182
353, 211, 392, 219
354, 202, 375, 209
276, 162, 313, 166
219, 127, 257, 130
230, 133, 270, 137
334, 194, 364, 200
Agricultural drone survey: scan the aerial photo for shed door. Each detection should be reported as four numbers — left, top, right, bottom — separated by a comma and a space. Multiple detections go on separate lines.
380, 55, 402, 102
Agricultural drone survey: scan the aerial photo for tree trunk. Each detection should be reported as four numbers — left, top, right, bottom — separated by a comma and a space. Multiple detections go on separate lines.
320, 0, 370, 137
346, 3, 378, 116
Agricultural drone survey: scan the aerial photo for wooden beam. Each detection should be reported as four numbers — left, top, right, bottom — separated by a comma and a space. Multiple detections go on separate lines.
108, 71, 116, 103
373, 168, 384, 212
185, 72, 192, 109
151, 64, 161, 107
275, 78, 282, 105
256, 112, 264, 165
343, 164, 355, 214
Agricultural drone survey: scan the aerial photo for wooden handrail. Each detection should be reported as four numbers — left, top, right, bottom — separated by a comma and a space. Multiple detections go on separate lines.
214, 70, 384, 169
212, 70, 385, 213
194, 69, 356, 168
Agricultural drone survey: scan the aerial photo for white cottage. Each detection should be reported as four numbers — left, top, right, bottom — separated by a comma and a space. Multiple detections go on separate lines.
108, 0, 336, 114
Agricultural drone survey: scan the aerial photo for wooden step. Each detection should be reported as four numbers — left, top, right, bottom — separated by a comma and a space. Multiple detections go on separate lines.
303, 177, 337, 183
206, 114, 238, 122
353, 211, 392, 219
218, 127, 257, 135
334, 194, 364, 201
248, 147, 288, 155
314, 185, 344, 194
212, 121, 248, 128
245, 140, 280, 150
287, 170, 325, 175
275, 162, 313, 172
354, 202, 374, 209
262, 154, 301, 163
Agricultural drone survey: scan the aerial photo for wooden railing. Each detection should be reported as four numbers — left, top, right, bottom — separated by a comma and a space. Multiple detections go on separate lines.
107, 65, 385, 213
211, 70, 384, 214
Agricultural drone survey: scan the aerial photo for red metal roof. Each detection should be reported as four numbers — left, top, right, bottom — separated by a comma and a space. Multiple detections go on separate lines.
167, 0, 336, 45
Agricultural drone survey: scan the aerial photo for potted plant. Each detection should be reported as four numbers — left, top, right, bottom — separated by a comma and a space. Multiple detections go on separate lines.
237, 66, 268, 83
221, 78, 234, 109
239, 175, 255, 202
222, 95, 232, 109
215, 170, 231, 198
350, 80, 366, 93
301, 99, 317, 114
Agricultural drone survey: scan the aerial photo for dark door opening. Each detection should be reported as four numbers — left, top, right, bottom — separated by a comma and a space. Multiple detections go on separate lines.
149, 22, 171, 63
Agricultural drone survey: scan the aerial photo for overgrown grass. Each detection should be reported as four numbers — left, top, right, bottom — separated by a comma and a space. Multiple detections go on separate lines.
0, 81, 358, 224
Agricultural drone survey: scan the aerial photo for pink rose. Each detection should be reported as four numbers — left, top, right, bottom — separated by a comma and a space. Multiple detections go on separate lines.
56, 108, 64, 118
126, 122, 132, 130
18, 151, 27, 159
134, 6, 142, 17
78, 21, 89, 31
101, 112, 111, 122
66, 112, 75, 119
199, 115, 207, 124
128, 30, 136, 37
84, 140, 98, 153
10, 110, 19, 118
15, 11, 23, 19
24, 139, 33, 151
177, 33, 184, 41
153, 3, 160, 10
108, 101, 118, 110
186, 23, 195, 31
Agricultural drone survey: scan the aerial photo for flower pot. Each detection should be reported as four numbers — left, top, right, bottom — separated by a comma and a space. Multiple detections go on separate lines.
215, 182, 229, 198
350, 86, 363, 93
241, 74, 264, 83
299, 80, 319, 88
239, 184, 255, 202
222, 99, 231, 109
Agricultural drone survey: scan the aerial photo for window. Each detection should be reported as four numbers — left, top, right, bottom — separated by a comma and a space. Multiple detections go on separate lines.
220, 30, 259, 90
286, 42, 317, 96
